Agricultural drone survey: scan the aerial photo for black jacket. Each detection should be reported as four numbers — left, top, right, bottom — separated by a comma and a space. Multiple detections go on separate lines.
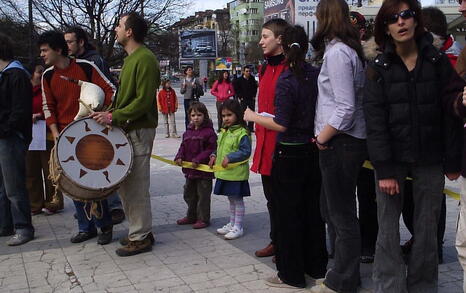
363, 33, 465, 179
233, 75, 257, 100
78, 49, 114, 85
0, 61, 32, 144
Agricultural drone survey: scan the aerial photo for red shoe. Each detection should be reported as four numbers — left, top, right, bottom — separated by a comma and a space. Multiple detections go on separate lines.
192, 220, 209, 229
176, 217, 196, 225
255, 243, 275, 257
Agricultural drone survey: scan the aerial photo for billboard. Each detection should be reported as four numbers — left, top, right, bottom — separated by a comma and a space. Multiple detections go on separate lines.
215, 57, 233, 71
264, 0, 318, 38
179, 30, 217, 59
264, 0, 295, 24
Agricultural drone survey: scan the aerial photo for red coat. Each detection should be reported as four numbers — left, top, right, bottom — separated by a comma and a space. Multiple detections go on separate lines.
251, 59, 287, 176
157, 88, 178, 114
32, 84, 43, 115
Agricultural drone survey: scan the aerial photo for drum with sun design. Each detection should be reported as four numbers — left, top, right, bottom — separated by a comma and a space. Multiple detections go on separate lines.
53, 117, 133, 201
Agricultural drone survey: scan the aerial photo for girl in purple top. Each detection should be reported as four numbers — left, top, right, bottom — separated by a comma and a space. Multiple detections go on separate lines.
175, 102, 217, 229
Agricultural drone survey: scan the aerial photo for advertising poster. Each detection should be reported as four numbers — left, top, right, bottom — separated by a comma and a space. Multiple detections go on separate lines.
215, 57, 233, 70
179, 30, 217, 59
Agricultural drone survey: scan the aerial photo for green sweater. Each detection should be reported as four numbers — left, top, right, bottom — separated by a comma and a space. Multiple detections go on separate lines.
112, 46, 160, 130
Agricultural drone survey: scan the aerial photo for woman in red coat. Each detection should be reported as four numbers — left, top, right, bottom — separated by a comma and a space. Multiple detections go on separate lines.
157, 80, 180, 138
26, 63, 64, 215
252, 18, 290, 259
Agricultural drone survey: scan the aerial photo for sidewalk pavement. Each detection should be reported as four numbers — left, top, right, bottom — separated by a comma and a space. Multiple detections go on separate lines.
0, 88, 463, 292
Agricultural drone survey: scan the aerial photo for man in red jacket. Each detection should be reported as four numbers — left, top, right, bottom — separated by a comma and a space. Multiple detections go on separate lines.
252, 19, 290, 259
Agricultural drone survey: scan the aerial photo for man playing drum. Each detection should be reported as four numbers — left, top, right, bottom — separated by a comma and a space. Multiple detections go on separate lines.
92, 12, 160, 257
39, 31, 116, 245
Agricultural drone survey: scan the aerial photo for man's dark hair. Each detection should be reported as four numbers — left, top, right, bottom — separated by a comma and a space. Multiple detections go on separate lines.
243, 65, 251, 71
121, 12, 148, 43
422, 7, 448, 39
65, 26, 95, 50
38, 30, 69, 56
0, 33, 14, 61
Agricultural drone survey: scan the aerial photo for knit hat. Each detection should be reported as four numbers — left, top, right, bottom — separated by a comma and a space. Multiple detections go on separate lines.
350, 11, 366, 30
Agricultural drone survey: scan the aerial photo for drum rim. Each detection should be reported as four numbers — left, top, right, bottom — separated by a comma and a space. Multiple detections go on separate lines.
56, 117, 134, 192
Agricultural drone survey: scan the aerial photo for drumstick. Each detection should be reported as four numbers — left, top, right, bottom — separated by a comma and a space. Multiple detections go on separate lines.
79, 99, 112, 130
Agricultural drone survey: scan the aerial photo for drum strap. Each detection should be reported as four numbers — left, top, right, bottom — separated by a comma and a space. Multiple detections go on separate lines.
49, 144, 62, 200
84, 201, 104, 220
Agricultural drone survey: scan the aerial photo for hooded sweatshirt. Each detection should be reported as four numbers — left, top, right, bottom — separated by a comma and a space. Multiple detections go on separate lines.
175, 119, 217, 179
0, 60, 32, 143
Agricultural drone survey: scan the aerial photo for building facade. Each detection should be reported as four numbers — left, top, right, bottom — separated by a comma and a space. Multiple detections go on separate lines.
228, 0, 264, 65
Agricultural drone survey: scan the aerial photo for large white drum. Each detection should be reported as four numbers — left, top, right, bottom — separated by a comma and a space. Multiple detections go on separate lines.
52, 118, 133, 201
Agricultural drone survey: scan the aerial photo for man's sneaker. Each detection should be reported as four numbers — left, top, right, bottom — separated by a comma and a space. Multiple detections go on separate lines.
70, 231, 97, 243
171, 134, 181, 138
264, 275, 304, 289
116, 237, 152, 257
119, 232, 155, 246
309, 283, 338, 293
97, 226, 113, 245
176, 217, 196, 225
192, 220, 209, 229
110, 209, 125, 225
216, 223, 233, 235
7, 233, 34, 246
224, 227, 243, 240
42, 207, 57, 215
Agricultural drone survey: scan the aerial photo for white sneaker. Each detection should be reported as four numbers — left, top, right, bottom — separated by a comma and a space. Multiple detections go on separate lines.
224, 227, 243, 240
216, 223, 233, 235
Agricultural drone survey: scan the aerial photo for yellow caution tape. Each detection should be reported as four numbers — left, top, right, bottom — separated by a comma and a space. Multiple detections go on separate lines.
150, 155, 461, 200
150, 154, 248, 173
363, 161, 460, 200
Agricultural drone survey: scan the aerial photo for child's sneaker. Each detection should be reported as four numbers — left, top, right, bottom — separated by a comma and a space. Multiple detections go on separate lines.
216, 223, 233, 235
224, 227, 243, 240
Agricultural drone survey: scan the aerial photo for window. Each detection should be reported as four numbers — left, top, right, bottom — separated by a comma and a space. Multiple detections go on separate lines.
249, 8, 258, 14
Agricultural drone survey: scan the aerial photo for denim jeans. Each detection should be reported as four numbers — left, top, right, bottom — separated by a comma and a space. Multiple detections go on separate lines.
319, 134, 367, 293
107, 192, 123, 211
272, 143, 328, 287
73, 200, 112, 232
0, 134, 34, 236
373, 163, 444, 293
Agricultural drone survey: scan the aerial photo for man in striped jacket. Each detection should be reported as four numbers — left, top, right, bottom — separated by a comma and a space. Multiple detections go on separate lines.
39, 30, 116, 245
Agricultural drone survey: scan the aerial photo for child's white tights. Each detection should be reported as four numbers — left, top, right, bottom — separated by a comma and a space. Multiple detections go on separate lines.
228, 196, 245, 229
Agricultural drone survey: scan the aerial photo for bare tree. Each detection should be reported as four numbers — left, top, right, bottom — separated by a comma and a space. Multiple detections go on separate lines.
0, 0, 191, 63
215, 11, 232, 57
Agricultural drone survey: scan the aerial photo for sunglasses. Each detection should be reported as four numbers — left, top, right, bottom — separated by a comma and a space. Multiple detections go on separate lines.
385, 9, 415, 24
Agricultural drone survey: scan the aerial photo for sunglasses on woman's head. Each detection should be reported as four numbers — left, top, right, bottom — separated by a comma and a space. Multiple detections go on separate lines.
385, 9, 415, 24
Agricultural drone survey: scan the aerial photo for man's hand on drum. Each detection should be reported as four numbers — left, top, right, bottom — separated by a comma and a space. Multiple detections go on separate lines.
91, 111, 112, 126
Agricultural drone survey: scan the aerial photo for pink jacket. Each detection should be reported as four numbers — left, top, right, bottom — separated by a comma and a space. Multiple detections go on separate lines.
210, 80, 235, 102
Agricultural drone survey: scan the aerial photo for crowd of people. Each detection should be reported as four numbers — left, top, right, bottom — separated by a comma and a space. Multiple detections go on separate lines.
2, 0, 466, 292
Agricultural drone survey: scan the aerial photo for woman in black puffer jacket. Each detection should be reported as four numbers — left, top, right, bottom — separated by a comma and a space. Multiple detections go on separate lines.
363, 0, 465, 292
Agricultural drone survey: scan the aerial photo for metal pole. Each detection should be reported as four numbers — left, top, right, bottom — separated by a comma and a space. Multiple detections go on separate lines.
140, 0, 144, 17
28, 0, 33, 64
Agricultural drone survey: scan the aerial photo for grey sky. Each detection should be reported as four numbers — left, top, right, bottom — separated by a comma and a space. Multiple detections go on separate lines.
188, 0, 438, 14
